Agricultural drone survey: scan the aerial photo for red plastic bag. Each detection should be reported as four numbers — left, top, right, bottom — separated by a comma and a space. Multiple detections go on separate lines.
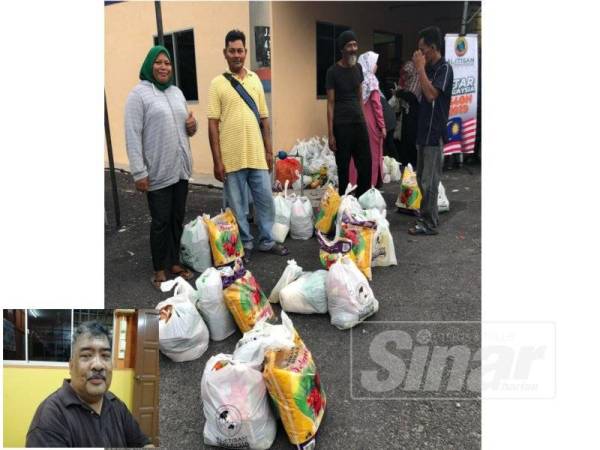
276, 157, 301, 186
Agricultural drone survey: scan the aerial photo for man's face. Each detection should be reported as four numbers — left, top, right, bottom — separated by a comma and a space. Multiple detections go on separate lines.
152, 52, 172, 84
342, 40, 359, 65
417, 38, 436, 65
69, 334, 113, 402
224, 39, 246, 72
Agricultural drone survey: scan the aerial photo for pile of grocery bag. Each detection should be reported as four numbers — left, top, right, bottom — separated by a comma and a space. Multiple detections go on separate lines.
155, 151, 453, 447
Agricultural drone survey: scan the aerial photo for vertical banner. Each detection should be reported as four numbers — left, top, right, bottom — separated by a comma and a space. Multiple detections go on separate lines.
254, 26, 271, 93
444, 34, 479, 155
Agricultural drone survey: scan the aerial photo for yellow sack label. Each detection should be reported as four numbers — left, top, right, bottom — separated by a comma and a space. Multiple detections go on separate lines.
396, 164, 422, 210
222, 269, 275, 333
203, 208, 245, 267
340, 213, 376, 281
263, 333, 326, 445
315, 184, 341, 234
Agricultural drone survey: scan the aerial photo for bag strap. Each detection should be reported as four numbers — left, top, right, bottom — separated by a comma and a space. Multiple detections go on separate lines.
223, 72, 263, 129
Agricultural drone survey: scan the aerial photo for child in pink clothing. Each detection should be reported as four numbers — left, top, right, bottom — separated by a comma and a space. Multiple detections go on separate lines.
349, 51, 386, 188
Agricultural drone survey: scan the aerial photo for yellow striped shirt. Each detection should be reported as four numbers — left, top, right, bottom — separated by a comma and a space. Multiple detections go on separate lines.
207, 68, 269, 173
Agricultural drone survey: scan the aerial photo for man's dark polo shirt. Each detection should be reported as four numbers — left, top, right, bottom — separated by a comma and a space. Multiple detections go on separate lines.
416, 57, 454, 146
26, 379, 150, 448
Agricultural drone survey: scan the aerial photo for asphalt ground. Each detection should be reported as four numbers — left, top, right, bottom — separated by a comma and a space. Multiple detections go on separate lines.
105, 163, 481, 449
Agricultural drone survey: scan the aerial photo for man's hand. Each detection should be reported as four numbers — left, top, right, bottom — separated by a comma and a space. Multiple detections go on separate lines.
412, 50, 426, 72
213, 162, 226, 183
328, 135, 337, 152
266, 152, 273, 172
185, 111, 197, 136
135, 177, 149, 192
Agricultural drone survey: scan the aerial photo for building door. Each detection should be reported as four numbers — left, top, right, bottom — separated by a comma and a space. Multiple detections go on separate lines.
132, 309, 160, 446
373, 31, 403, 97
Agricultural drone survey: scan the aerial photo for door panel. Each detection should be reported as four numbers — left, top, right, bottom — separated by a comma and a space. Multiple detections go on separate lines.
133, 309, 160, 446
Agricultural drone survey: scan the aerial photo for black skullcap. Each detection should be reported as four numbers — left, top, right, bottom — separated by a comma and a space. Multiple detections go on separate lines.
337, 30, 358, 50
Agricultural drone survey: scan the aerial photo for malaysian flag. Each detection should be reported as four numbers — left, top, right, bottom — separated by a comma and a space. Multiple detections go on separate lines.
444, 117, 463, 155
461, 118, 477, 154
443, 117, 477, 155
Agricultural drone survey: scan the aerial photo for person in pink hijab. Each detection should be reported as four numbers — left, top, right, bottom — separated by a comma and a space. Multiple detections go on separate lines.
349, 51, 386, 188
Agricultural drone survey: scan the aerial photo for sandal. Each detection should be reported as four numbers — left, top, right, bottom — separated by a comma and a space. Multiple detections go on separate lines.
170, 266, 194, 281
260, 243, 290, 256
408, 223, 438, 236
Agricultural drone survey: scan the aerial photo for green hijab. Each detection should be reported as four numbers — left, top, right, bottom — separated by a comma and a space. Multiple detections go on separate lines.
139, 46, 173, 91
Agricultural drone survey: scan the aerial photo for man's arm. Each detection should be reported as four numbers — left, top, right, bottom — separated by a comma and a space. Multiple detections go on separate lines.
260, 118, 273, 171
208, 119, 225, 182
326, 89, 336, 152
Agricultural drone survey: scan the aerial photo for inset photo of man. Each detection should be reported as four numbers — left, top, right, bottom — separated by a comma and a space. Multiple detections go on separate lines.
3, 309, 159, 448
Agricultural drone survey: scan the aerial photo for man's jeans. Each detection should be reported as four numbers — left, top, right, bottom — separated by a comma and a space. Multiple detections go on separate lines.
223, 169, 275, 251
416, 140, 443, 230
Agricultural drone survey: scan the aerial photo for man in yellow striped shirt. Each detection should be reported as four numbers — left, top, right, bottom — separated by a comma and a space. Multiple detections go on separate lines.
208, 30, 289, 261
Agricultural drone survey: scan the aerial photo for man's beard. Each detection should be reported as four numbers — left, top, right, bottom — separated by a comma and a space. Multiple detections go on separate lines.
348, 54, 357, 66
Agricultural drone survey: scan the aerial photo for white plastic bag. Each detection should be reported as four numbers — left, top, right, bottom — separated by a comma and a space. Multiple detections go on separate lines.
180, 217, 212, 273
280, 270, 328, 314
160, 276, 198, 302
272, 180, 292, 243
232, 312, 296, 366
326, 256, 379, 330
195, 267, 237, 341
290, 196, 314, 240
384, 156, 402, 182
358, 187, 387, 212
202, 354, 276, 449
268, 259, 303, 304
438, 181, 450, 212
156, 295, 209, 362
364, 209, 397, 267
335, 183, 361, 237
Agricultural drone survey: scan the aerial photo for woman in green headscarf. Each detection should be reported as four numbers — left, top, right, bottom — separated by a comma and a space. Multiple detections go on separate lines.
125, 46, 198, 289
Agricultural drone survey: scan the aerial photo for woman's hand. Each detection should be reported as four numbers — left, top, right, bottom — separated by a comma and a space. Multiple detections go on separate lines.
185, 111, 197, 136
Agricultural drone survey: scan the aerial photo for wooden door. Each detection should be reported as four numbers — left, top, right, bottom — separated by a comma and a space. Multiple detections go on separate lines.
133, 309, 160, 446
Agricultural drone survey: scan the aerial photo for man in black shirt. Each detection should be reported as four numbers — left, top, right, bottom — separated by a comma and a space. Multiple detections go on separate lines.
409, 26, 454, 236
26, 321, 153, 448
326, 29, 372, 197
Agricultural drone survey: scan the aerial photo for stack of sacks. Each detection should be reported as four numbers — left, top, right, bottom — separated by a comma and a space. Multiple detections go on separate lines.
314, 184, 341, 235
180, 216, 212, 273
395, 163, 422, 213
290, 195, 314, 240
203, 208, 245, 267
195, 267, 237, 341
363, 208, 397, 267
233, 313, 327, 448
290, 136, 338, 187
272, 180, 293, 243
280, 270, 328, 314
326, 255, 379, 330
220, 259, 275, 333
156, 277, 209, 361
201, 354, 276, 449
268, 259, 303, 304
